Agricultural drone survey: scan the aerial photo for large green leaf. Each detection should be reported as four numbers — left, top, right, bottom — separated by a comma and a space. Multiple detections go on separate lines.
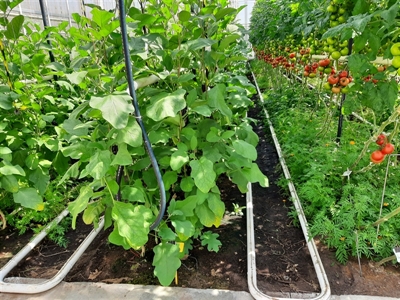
218, 34, 240, 50
91, 7, 114, 28
232, 140, 257, 161
174, 196, 197, 217
29, 167, 50, 195
0, 162, 25, 176
207, 193, 225, 227
66, 71, 88, 85
207, 84, 232, 118
0, 93, 14, 110
108, 225, 132, 250
85, 150, 111, 180
146, 89, 186, 121
242, 163, 269, 188
111, 143, 132, 166
153, 242, 181, 286
68, 186, 93, 229
112, 202, 152, 249
90, 93, 134, 129
116, 116, 143, 147
171, 219, 195, 241
1, 174, 19, 193
195, 201, 216, 227
183, 38, 217, 51
4, 15, 24, 40
189, 157, 216, 193
13, 188, 43, 210
62, 119, 88, 136
170, 148, 189, 170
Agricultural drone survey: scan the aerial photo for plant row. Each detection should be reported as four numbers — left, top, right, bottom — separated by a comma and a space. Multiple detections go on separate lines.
252, 59, 400, 264
0, 0, 266, 285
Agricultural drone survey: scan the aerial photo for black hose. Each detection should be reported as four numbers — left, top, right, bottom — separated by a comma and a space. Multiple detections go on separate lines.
116, 0, 166, 230
38, 0, 55, 64
335, 38, 354, 144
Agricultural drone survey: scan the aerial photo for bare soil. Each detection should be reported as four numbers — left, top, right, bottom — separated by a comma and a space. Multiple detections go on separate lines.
1, 103, 400, 298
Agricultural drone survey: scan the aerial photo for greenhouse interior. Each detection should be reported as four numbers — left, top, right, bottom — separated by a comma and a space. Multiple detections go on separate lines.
1, 0, 400, 299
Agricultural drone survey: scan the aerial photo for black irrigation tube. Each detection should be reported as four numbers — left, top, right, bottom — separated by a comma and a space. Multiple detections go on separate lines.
38, 0, 55, 64
117, 0, 166, 230
335, 38, 353, 143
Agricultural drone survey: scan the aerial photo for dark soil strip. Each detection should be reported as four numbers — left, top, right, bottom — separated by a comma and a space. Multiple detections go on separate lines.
248, 103, 321, 294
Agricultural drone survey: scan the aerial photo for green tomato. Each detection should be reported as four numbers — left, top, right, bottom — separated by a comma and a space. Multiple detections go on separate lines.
330, 20, 340, 27
392, 55, 400, 69
341, 87, 349, 94
327, 5, 337, 13
390, 42, 400, 56
340, 47, 349, 56
331, 51, 342, 60
327, 37, 336, 45
323, 82, 332, 91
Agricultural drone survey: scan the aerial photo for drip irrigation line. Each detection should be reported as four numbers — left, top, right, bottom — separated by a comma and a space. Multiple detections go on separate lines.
38, 0, 55, 64
335, 38, 353, 143
117, 0, 166, 230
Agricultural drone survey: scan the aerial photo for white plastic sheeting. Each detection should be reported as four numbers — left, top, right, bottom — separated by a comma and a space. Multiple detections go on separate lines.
8, 0, 253, 29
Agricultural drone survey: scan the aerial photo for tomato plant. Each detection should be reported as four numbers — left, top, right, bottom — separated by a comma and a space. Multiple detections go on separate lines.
250, 0, 400, 266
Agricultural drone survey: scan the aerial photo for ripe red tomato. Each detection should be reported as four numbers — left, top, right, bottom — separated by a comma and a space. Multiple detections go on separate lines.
376, 134, 386, 146
381, 143, 395, 155
370, 150, 385, 164
328, 75, 339, 85
339, 70, 348, 78
318, 59, 330, 67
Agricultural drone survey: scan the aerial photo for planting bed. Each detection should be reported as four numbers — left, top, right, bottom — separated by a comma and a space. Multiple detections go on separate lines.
1, 101, 400, 298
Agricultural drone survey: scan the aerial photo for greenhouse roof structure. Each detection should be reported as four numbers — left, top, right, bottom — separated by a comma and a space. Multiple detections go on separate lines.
9, 0, 254, 29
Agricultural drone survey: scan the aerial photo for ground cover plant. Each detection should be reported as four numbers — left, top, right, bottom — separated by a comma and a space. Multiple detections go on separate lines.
0, 0, 268, 286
